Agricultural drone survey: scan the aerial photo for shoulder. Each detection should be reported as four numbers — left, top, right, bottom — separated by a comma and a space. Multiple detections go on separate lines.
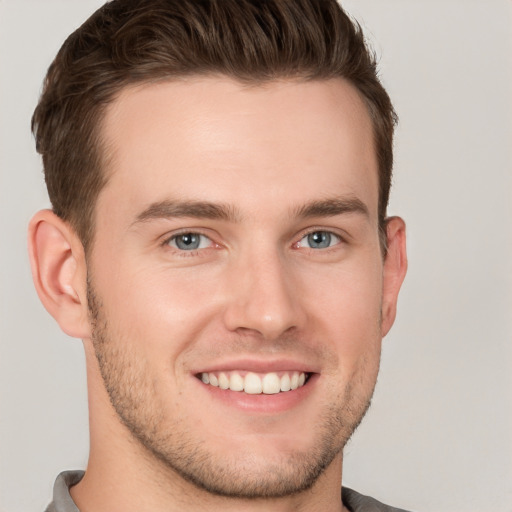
342, 487, 415, 512
45, 470, 84, 512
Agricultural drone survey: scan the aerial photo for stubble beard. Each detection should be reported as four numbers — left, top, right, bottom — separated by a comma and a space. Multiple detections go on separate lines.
87, 280, 378, 499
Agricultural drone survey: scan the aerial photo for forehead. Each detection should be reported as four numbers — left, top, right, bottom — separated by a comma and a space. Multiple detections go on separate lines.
99, 76, 378, 221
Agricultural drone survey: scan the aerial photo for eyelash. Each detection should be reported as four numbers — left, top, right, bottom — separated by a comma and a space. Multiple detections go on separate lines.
161, 230, 218, 257
160, 227, 347, 256
294, 230, 342, 250
293, 227, 347, 253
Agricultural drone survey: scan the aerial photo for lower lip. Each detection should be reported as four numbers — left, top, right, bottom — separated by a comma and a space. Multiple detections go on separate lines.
195, 374, 318, 414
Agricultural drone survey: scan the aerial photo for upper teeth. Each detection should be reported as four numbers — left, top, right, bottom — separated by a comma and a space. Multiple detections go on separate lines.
200, 371, 307, 394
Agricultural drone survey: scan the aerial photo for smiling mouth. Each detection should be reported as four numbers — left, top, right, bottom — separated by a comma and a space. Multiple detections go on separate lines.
197, 371, 311, 395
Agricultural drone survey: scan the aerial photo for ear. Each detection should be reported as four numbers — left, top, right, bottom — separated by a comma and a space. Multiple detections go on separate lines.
28, 209, 91, 339
381, 216, 408, 337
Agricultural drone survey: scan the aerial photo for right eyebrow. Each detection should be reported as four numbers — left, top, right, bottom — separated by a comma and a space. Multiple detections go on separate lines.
131, 199, 242, 225
292, 196, 370, 220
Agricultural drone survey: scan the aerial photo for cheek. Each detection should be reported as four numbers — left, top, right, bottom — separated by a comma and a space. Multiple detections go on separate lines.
94, 260, 223, 353
294, 258, 383, 395
302, 259, 383, 341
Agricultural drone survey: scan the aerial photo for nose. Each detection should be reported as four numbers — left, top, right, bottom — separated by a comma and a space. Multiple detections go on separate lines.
222, 249, 303, 340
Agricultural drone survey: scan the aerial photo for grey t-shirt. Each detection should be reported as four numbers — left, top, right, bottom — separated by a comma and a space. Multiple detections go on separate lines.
45, 470, 413, 512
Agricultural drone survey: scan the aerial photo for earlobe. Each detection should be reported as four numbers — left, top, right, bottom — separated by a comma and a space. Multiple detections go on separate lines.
381, 216, 408, 337
28, 210, 91, 339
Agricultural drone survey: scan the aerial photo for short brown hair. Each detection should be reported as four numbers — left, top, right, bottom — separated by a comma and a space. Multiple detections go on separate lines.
32, 0, 397, 252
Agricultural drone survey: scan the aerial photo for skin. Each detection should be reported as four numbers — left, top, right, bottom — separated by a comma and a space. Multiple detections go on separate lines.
28, 77, 407, 512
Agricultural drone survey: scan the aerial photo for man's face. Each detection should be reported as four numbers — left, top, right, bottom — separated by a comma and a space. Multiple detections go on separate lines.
87, 77, 392, 497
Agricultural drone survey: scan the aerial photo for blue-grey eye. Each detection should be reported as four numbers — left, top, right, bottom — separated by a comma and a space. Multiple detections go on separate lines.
298, 231, 341, 249
169, 233, 211, 251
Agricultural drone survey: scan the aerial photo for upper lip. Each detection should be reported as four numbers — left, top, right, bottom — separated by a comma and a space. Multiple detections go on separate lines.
192, 357, 319, 375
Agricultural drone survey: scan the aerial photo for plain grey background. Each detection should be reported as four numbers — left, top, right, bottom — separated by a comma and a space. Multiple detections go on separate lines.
1, 1, 511, 511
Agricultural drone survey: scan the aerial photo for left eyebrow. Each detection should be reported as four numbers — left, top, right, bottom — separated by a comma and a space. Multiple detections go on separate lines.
292, 196, 370, 219
132, 199, 242, 225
